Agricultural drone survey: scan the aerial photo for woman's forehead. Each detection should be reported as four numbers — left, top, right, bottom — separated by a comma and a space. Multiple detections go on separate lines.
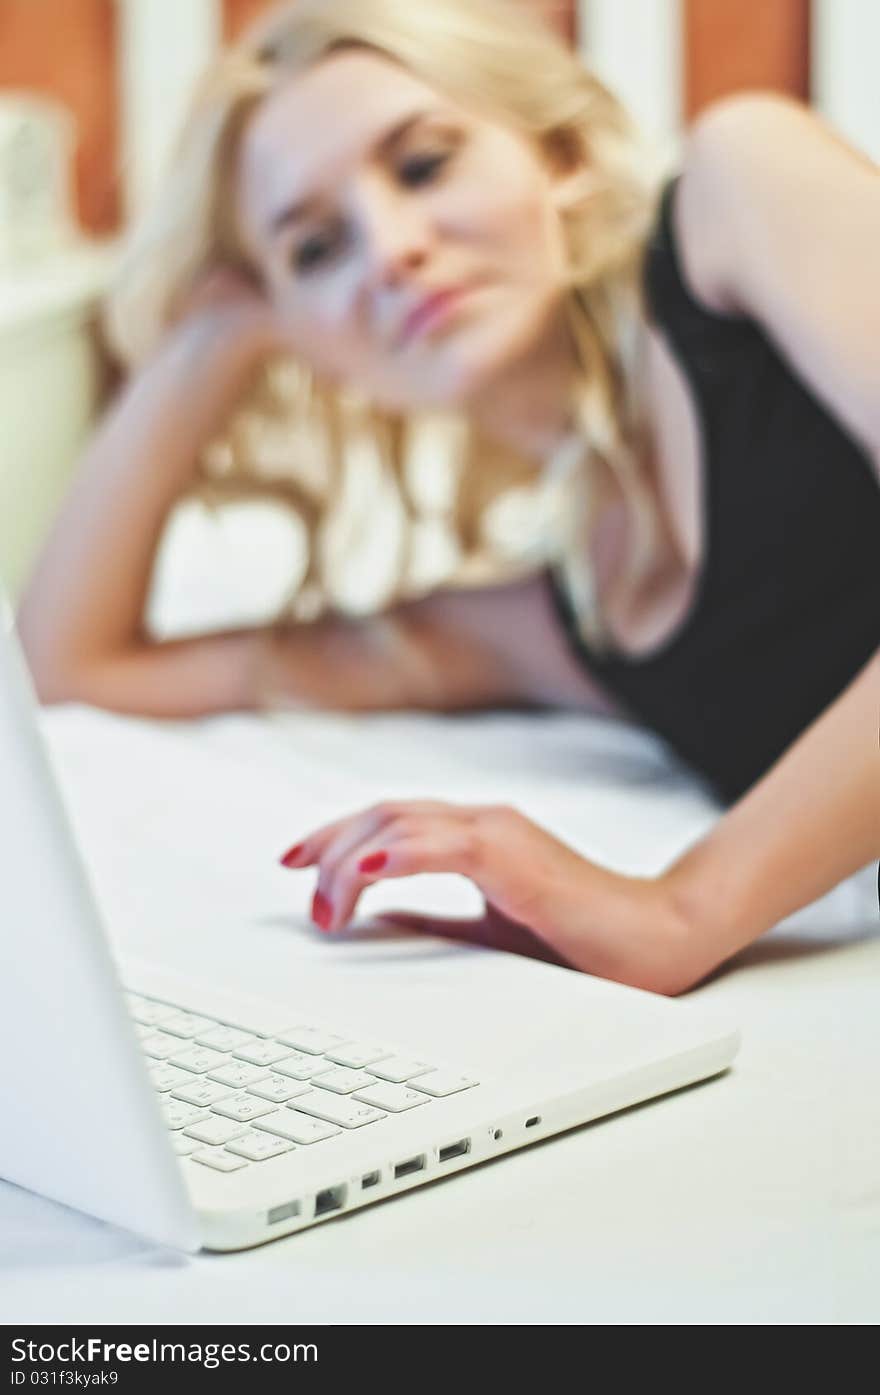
239, 50, 456, 231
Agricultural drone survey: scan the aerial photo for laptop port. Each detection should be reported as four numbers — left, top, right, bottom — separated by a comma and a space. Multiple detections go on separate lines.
267, 1200, 300, 1224
393, 1155, 425, 1179
525, 1115, 541, 1128
361, 1170, 381, 1189
438, 1138, 471, 1163
314, 1185, 346, 1216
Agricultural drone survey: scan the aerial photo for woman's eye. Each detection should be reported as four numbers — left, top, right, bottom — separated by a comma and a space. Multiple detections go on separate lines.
398, 149, 452, 187
293, 224, 347, 274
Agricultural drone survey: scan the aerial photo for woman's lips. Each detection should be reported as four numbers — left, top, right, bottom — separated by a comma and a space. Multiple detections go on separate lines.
398, 282, 479, 346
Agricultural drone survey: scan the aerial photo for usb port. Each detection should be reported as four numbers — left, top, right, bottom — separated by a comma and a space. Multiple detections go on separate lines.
393, 1155, 425, 1179
438, 1138, 471, 1163
267, 1200, 299, 1224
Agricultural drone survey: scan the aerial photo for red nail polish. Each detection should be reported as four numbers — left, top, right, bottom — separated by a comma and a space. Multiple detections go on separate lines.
311, 889, 333, 931
359, 850, 388, 874
279, 843, 305, 868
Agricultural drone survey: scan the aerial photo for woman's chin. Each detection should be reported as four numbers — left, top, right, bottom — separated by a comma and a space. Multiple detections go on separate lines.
367, 351, 495, 413
438, 297, 567, 412
403, 327, 534, 411
358, 296, 562, 414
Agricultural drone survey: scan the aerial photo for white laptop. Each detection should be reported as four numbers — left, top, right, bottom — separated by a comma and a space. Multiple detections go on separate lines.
0, 591, 740, 1253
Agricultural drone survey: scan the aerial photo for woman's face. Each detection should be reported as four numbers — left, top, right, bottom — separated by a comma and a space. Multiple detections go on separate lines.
236, 48, 573, 412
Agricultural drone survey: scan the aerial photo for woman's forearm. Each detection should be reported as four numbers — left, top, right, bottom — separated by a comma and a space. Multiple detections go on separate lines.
663, 650, 880, 982
17, 311, 271, 697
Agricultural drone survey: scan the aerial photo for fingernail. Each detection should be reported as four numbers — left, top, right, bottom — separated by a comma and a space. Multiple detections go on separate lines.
358, 850, 388, 874
311, 889, 333, 931
279, 842, 305, 868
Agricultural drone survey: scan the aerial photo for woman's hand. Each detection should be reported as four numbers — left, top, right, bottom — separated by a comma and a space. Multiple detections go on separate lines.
168, 264, 289, 366
279, 800, 700, 995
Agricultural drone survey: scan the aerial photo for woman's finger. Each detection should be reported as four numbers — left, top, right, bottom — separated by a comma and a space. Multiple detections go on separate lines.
279, 799, 454, 870
279, 806, 392, 871
314, 801, 458, 893
279, 815, 350, 869
317, 822, 482, 933
314, 801, 561, 935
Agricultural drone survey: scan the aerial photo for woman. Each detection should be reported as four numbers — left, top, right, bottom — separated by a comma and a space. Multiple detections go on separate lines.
19, 0, 879, 993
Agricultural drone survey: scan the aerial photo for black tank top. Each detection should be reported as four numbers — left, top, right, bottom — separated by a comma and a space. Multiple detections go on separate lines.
547, 175, 880, 805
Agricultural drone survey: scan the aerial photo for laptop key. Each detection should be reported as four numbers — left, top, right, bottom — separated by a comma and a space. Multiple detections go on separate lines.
226, 1132, 295, 1162
171, 1134, 203, 1156
208, 1062, 270, 1089
149, 1063, 195, 1093
191, 1149, 249, 1173
276, 1027, 345, 1055
142, 1031, 188, 1060
171, 1080, 237, 1108
168, 1046, 231, 1074
272, 1053, 326, 1081
310, 1067, 378, 1095
254, 1113, 340, 1145
160, 1012, 218, 1039
194, 1026, 256, 1052
410, 1071, 479, 1097
353, 1082, 430, 1112
126, 995, 177, 1028
323, 1042, 390, 1069
369, 1057, 433, 1083
184, 1116, 249, 1146
211, 1092, 279, 1123
247, 1075, 311, 1104
161, 1100, 210, 1131
231, 1040, 294, 1068
291, 1091, 386, 1129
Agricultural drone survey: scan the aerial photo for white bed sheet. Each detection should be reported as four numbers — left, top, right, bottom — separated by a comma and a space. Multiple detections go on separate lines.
1, 703, 877, 1325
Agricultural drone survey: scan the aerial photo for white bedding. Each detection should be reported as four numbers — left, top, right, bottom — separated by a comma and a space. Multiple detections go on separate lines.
36, 700, 879, 942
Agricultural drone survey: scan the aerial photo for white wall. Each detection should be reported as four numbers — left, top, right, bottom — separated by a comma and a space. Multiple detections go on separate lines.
116, 0, 222, 218
577, 0, 683, 168
812, 0, 880, 161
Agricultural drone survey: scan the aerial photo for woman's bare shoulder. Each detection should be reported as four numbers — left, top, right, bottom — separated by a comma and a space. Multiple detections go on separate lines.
673, 92, 817, 318
676, 92, 880, 458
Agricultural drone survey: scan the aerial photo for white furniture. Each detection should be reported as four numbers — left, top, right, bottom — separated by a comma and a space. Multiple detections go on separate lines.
0, 243, 116, 596
0, 702, 876, 1323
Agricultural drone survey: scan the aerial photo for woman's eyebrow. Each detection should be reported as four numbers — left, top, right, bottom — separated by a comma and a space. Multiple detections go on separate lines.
266, 107, 440, 237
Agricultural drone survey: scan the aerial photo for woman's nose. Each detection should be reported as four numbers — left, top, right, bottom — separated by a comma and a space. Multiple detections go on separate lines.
356, 177, 432, 289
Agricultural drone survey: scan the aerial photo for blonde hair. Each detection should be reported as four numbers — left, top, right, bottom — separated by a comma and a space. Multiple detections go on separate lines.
105, 0, 662, 644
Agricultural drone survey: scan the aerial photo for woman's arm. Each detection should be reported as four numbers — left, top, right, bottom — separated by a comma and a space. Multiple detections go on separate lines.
279, 650, 880, 994
255, 572, 617, 719
16, 293, 284, 715
17, 295, 600, 719
662, 650, 880, 976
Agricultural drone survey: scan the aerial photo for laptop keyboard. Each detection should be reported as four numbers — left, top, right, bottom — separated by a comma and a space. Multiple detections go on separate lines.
125, 992, 479, 1175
